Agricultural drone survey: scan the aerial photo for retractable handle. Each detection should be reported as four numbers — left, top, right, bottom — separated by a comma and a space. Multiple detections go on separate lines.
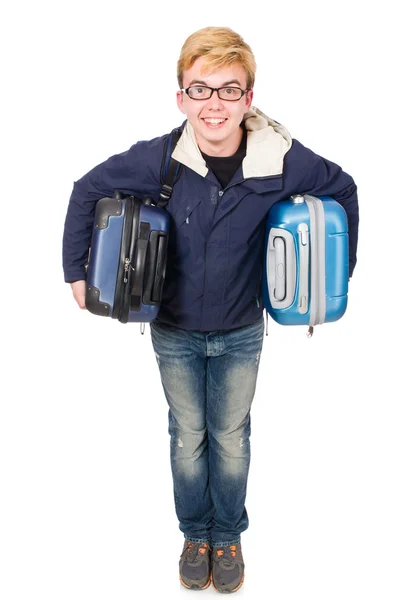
290, 195, 310, 315
129, 222, 150, 312
297, 222, 309, 314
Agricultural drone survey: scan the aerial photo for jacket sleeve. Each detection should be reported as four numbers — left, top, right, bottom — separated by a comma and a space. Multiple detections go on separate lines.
289, 140, 359, 278
62, 139, 163, 283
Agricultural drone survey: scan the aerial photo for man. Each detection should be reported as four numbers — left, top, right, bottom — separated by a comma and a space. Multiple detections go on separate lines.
63, 27, 359, 594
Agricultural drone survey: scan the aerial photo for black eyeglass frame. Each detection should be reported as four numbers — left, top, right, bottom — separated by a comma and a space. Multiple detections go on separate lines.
181, 85, 249, 101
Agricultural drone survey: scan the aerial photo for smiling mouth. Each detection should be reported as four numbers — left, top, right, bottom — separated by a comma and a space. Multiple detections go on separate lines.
202, 117, 227, 127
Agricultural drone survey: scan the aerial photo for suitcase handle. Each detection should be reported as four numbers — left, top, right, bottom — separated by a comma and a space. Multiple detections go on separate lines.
270, 227, 309, 313
130, 223, 150, 311
266, 228, 296, 310
151, 235, 168, 303
274, 237, 286, 300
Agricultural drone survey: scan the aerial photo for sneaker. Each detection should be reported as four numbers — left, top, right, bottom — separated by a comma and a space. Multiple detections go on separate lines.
211, 543, 245, 594
179, 540, 211, 590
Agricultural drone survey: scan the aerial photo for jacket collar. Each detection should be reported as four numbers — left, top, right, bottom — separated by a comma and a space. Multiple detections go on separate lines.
171, 106, 292, 179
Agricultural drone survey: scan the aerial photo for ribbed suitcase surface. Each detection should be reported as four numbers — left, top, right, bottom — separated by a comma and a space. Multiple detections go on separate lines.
262, 195, 349, 327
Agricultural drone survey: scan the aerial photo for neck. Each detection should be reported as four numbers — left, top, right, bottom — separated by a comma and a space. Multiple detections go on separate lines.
196, 126, 243, 157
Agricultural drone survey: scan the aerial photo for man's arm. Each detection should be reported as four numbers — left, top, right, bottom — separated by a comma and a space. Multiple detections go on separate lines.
286, 140, 359, 278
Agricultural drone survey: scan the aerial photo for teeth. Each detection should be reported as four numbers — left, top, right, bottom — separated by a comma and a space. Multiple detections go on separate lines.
204, 118, 225, 124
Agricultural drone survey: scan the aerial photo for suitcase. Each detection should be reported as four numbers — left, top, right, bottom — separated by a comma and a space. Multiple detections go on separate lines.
86, 194, 170, 323
262, 194, 349, 332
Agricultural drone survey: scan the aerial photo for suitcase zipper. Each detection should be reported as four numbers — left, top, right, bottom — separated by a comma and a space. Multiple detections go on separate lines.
124, 258, 131, 283
119, 200, 141, 323
113, 197, 137, 322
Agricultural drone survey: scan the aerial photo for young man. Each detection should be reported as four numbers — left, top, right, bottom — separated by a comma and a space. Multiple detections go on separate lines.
63, 27, 359, 594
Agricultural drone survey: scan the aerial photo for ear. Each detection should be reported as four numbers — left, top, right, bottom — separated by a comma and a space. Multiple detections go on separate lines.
245, 89, 253, 110
176, 90, 186, 114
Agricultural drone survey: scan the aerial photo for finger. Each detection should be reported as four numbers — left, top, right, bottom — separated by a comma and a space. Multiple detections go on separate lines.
73, 292, 86, 309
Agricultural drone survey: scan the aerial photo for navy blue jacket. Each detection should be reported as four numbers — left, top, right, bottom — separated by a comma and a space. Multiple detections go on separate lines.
63, 107, 359, 332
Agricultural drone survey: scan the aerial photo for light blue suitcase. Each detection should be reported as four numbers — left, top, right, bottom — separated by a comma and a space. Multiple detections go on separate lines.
262, 194, 349, 334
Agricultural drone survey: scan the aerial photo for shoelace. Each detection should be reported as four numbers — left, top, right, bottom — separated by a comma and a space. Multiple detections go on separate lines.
215, 545, 237, 565
181, 541, 209, 563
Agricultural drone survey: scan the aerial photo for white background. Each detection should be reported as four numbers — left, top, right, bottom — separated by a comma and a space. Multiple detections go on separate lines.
1, 1, 396, 599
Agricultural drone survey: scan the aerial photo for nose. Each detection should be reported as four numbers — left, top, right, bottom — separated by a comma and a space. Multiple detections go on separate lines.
205, 90, 224, 110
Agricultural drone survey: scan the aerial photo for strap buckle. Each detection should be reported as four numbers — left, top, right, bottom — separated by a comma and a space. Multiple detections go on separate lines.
159, 184, 173, 201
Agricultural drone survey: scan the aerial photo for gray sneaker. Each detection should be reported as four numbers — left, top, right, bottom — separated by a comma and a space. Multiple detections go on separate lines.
179, 540, 211, 590
211, 543, 245, 593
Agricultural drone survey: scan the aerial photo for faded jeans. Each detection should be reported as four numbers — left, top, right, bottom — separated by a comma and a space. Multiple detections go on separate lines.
150, 316, 264, 547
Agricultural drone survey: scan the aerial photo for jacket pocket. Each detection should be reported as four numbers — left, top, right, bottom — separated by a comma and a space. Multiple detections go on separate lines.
169, 196, 204, 229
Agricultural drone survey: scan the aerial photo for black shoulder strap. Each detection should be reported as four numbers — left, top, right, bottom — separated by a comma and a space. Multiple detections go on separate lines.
158, 126, 183, 208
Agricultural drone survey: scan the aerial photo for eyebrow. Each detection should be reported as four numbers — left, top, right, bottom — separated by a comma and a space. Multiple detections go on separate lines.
187, 78, 243, 87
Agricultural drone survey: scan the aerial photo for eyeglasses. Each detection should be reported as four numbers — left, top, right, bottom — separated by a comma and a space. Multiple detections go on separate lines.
181, 85, 249, 101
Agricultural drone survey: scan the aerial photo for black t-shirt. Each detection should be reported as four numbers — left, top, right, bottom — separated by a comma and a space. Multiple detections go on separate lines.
201, 127, 247, 189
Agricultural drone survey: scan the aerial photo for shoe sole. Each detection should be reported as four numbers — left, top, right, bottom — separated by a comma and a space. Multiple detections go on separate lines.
212, 572, 244, 594
180, 573, 212, 590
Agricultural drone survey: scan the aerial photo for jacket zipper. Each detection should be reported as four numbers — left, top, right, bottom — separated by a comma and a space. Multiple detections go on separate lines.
200, 188, 224, 328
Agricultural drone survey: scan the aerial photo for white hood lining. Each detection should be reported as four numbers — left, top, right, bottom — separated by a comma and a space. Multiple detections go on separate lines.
171, 106, 292, 180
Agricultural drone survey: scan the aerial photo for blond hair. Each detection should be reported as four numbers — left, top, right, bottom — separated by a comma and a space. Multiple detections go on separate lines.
177, 27, 256, 90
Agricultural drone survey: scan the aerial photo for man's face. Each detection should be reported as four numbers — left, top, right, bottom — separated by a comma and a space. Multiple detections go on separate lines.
176, 56, 253, 156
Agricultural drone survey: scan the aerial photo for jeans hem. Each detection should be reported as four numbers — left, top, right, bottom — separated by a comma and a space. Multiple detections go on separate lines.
211, 537, 241, 547
184, 535, 211, 543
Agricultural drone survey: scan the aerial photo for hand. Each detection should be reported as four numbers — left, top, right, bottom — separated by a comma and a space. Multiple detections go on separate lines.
71, 280, 86, 309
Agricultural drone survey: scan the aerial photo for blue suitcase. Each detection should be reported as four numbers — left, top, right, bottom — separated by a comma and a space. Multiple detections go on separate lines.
262, 194, 349, 333
86, 194, 170, 323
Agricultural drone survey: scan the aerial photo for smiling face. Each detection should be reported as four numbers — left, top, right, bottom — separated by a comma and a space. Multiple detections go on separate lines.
176, 56, 253, 157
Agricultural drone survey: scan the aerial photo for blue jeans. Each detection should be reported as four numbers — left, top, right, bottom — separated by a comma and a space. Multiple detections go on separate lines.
150, 316, 264, 547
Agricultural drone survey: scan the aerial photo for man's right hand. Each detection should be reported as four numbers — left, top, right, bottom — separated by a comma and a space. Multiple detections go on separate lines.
71, 280, 86, 309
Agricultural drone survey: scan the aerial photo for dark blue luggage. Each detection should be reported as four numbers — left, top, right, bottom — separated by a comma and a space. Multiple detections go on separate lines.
86, 195, 170, 323
262, 194, 349, 333
85, 127, 182, 325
